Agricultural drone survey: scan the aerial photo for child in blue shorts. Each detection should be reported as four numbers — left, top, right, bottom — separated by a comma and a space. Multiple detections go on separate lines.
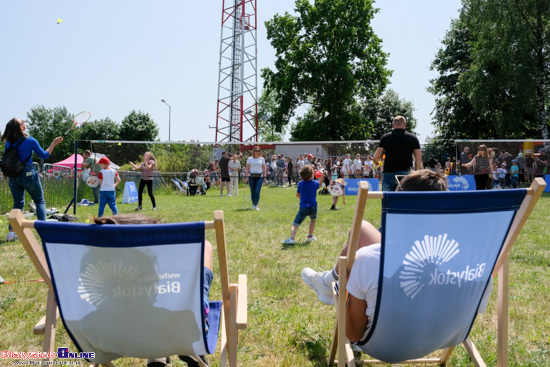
282, 165, 320, 244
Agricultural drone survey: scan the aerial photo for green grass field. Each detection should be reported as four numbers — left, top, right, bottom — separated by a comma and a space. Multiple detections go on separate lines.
1, 184, 549, 366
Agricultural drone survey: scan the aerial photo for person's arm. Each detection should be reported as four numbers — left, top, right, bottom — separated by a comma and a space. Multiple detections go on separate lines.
414, 149, 422, 170
373, 147, 384, 166
46, 136, 64, 155
143, 160, 153, 170
342, 189, 346, 205
129, 161, 141, 170
81, 160, 89, 169
245, 163, 250, 182
263, 163, 267, 181
464, 156, 476, 168
98, 171, 103, 186
114, 172, 121, 188
346, 294, 368, 342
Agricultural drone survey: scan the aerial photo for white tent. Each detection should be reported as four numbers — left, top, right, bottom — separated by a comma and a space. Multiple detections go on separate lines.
93, 153, 120, 169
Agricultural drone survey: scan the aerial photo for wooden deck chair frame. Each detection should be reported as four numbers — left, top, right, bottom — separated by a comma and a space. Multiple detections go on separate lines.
328, 178, 546, 367
9, 210, 247, 367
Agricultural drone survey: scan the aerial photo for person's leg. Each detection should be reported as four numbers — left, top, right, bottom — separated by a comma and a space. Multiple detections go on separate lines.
248, 177, 257, 206
98, 191, 107, 217
302, 220, 380, 305
146, 180, 156, 207
229, 176, 235, 195
24, 171, 47, 221
285, 208, 306, 242
331, 195, 339, 210
137, 179, 146, 208
92, 185, 100, 203
307, 207, 318, 240
225, 178, 231, 195
107, 191, 118, 215
308, 219, 317, 237
220, 177, 224, 195
381, 172, 396, 191
7, 177, 25, 233
250, 177, 263, 207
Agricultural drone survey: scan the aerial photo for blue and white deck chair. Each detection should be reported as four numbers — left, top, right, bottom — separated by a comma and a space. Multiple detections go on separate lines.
9, 210, 247, 367
172, 178, 188, 194
329, 178, 546, 366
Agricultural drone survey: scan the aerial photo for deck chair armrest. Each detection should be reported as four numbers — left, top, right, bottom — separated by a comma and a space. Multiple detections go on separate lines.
236, 274, 248, 329
33, 306, 59, 335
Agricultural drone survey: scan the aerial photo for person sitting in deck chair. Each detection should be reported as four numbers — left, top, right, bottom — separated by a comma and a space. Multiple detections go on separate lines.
301, 170, 492, 343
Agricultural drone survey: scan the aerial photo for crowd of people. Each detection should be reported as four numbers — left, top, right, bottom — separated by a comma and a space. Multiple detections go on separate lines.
459, 146, 548, 190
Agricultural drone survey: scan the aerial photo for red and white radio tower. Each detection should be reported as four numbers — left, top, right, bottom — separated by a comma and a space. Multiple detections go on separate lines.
215, 0, 258, 144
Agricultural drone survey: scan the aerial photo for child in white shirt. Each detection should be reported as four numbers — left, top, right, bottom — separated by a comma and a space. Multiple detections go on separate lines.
97, 156, 121, 217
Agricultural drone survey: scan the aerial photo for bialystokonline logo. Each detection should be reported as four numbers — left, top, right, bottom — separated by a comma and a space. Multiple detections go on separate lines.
2, 347, 94, 362
77, 261, 182, 306
399, 233, 486, 299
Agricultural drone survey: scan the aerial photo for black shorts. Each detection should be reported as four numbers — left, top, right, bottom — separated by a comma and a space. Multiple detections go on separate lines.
221, 176, 230, 182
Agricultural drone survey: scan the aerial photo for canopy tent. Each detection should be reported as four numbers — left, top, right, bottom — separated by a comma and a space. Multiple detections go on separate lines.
52, 153, 120, 170
53, 154, 83, 169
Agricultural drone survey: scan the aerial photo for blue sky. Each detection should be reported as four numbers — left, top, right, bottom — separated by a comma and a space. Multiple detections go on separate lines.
0, 0, 461, 144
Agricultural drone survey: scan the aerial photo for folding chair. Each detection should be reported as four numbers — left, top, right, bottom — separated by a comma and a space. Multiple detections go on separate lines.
9, 210, 247, 367
172, 178, 187, 194
329, 178, 546, 366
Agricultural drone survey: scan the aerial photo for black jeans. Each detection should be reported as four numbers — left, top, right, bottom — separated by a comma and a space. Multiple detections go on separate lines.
138, 179, 156, 207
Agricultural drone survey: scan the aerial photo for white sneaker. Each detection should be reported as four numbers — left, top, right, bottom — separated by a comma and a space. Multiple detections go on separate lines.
227, 194, 232, 197
6, 232, 18, 241
301, 268, 334, 305
250, 206, 256, 210
282, 238, 295, 244
306, 236, 317, 242
255, 206, 260, 210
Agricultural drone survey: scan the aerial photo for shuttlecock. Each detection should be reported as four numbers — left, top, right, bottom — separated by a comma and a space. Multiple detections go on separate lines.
118, 142, 122, 146
85, 219, 90, 223
57, 18, 62, 24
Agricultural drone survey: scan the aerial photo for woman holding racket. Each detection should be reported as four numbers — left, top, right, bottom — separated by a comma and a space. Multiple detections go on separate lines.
129, 152, 157, 210
2, 118, 63, 241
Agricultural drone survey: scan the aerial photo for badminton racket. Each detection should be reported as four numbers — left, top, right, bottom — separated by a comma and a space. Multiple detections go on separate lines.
63, 111, 91, 136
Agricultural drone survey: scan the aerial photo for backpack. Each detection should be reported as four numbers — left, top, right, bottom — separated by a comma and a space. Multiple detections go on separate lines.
0, 139, 32, 177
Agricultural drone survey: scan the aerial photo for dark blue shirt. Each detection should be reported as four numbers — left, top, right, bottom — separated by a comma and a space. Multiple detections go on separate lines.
5, 137, 49, 166
297, 179, 319, 208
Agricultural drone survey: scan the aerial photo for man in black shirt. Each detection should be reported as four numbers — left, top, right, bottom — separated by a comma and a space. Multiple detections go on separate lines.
373, 116, 422, 191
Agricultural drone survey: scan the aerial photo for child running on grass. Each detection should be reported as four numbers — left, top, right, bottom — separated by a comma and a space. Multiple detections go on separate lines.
282, 165, 319, 244
97, 156, 121, 217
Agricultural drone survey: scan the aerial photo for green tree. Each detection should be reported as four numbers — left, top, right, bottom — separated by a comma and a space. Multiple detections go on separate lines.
77, 117, 120, 142
26, 105, 75, 162
119, 110, 159, 142
257, 90, 286, 141
262, 0, 391, 141
362, 89, 418, 139
428, 16, 493, 139
431, 1, 549, 140
461, 0, 544, 138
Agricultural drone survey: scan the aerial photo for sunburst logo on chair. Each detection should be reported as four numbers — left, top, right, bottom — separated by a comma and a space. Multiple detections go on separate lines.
399, 234, 460, 299
78, 261, 140, 306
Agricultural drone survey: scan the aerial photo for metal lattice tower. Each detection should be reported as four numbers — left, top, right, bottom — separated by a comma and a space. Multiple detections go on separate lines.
215, 0, 258, 144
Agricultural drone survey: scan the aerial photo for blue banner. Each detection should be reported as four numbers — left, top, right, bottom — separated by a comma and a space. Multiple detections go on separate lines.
121, 181, 139, 203
344, 178, 380, 195
446, 175, 476, 191
545, 175, 550, 192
